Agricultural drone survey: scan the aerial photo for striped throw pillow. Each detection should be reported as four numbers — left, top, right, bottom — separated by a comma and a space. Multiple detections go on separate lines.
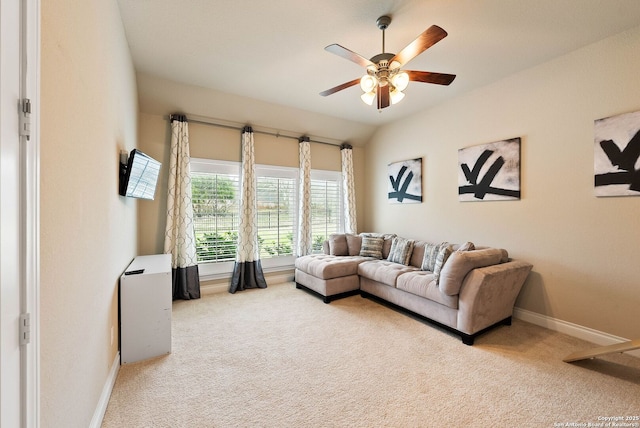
421, 242, 442, 271
387, 237, 415, 265
359, 236, 384, 259
433, 244, 454, 283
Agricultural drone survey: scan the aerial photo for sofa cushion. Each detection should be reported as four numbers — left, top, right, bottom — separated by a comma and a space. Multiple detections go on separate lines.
438, 248, 504, 296
433, 243, 454, 283
295, 254, 371, 280
328, 234, 348, 256
409, 240, 427, 268
359, 236, 384, 259
358, 260, 419, 287
396, 271, 459, 309
387, 237, 415, 265
346, 233, 362, 256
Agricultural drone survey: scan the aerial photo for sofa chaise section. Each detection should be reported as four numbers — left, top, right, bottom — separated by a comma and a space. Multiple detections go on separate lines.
294, 254, 371, 303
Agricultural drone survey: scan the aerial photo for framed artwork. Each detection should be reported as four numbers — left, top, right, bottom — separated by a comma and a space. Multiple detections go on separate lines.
594, 110, 640, 197
388, 158, 422, 203
458, 138, 521, 201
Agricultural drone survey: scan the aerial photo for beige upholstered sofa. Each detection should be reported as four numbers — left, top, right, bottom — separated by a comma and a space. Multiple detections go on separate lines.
294, 233, 533, 345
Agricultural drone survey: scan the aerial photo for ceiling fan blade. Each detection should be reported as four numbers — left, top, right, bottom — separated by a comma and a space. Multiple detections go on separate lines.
406, 70, 456, 85
377, 85, 390, 109
319, 78, 361, 97
325, 44, 375, 68
390, 25, 448, 67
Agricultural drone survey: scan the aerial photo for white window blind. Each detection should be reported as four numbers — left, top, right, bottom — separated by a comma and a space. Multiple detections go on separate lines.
255, 166, 296, 259
310, 171, 343, 252
191, 164, 240, 264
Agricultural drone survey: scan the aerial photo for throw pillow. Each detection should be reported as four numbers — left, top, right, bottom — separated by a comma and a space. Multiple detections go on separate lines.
328, 233, 348, 256
457, 241, 475, 252
359, 236, 384, 259
387, 237, 415, 265
433, 244, 454, 283
421, 242, 443, 271
346, 233, 362, 256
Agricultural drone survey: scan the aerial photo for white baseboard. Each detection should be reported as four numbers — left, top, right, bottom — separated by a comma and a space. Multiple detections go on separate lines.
200, 283, 229, 295
200, 272, 295, 295
89, 352, 120, 428
513, 308, 640, 358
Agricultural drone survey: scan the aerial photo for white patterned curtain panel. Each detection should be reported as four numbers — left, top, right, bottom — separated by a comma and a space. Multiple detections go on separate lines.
341, 144, 358, 234
297, 137, 312, 256
164, 114, 200, 300
229, 127, 267, 293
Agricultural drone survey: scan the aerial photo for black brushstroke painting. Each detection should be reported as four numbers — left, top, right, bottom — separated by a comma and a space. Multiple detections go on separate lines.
458, 138, 521, 201
388, 158, 422, 203
594, 110, 640, 197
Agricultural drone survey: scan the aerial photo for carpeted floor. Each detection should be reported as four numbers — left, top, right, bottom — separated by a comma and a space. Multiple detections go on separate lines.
102, 282, 640, 427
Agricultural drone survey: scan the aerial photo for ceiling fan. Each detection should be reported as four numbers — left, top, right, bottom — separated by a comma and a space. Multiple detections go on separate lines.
320, 15, 456, 110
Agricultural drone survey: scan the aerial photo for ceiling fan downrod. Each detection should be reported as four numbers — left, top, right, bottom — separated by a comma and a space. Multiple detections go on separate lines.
376, 15, 391, 54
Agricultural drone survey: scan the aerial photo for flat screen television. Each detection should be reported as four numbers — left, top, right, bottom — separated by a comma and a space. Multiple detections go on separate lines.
119, 149, 161, 200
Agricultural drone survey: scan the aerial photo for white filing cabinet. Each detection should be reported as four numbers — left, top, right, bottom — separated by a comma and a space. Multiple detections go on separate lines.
120, 254, 172, 364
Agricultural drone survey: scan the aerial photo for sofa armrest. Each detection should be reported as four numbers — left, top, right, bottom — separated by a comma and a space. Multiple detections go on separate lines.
456, 260, 533, 335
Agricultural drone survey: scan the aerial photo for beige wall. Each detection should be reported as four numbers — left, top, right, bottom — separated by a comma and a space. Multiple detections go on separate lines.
40, 0, 138, 426
364, 25, 640, 340
138, 111, 366, 258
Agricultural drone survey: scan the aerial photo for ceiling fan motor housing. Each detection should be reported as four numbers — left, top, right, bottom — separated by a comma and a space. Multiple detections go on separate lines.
376, 15, 391, 30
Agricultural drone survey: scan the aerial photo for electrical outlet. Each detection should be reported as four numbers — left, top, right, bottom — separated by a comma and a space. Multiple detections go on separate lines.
110, 326, 114, 346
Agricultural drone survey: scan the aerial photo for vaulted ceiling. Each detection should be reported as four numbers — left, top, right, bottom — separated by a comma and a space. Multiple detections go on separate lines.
117, 0, 640, 126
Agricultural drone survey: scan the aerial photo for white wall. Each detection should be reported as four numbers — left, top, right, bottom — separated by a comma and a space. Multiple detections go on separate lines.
364, 25, 640, 340
40, 0, 138, 426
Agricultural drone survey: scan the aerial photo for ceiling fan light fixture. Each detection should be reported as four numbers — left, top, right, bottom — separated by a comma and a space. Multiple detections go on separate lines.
361, 91, 376, 105
390, 88, 405, 105
391, 71, 409, 92
320, 15, 455, 110
360, 74, 378, 93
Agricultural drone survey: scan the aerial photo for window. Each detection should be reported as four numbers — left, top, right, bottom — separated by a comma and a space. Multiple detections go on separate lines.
190, 158, 343, 278
255, 166, 297, 260
191, 161, 240, 267
310, 170, 343, 252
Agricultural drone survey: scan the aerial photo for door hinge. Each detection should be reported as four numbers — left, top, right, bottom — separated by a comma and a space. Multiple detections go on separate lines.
20, 98, 31, 140
20, 313, 31, 345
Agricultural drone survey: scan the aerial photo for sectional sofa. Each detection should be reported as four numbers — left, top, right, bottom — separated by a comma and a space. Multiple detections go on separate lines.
294, 233, 533, 345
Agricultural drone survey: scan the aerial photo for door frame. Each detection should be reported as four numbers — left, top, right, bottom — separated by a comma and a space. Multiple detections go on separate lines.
21, 0, 40, 425
0, 0, 40, 426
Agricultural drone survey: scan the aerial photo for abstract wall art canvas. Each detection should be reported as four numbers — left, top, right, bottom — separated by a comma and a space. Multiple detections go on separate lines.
388, 158, 422, 203
458, 138, 521, 201
594, 110, 640, 197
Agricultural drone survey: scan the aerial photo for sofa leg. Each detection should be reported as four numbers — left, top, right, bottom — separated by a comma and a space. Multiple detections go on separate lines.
323, 296, 331, 304
295, 282, 301, 289
502, 316, 512, 326
461, 334, 475, 346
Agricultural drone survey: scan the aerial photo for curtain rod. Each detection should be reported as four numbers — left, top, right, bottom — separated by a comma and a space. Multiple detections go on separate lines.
166, 114, 345, 148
